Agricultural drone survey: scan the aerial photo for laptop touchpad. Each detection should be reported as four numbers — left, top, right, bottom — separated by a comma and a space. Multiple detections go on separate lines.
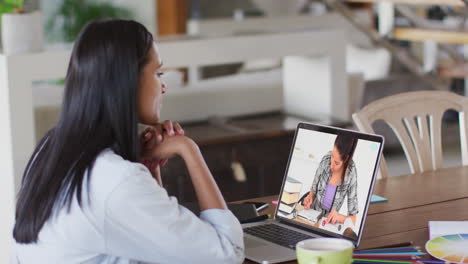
245, 237, 270, 248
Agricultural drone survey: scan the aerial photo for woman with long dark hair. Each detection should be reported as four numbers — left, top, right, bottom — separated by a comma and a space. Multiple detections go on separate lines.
12, 20, 244, 264
303, 133, 359, 226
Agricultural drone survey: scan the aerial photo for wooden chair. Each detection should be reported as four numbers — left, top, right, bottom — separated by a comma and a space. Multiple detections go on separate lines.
352, 91, 468, 178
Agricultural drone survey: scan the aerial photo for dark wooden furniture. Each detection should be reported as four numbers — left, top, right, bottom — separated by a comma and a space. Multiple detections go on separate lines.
160, 112, 348, 202
240, 165, 468, 263
157, 0, 187, 36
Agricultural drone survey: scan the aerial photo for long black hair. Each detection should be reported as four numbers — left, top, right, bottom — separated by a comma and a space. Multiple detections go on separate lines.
13, 19, 154, 243
334, 133, 358, 183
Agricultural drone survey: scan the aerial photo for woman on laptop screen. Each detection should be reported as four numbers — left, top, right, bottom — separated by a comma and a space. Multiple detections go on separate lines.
303, 133, 358, 226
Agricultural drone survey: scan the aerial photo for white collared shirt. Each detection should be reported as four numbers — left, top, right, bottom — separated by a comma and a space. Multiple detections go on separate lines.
13, 149, 244, 264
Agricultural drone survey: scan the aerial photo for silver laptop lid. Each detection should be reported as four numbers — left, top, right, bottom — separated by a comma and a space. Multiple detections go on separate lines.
274, 122, 384, 247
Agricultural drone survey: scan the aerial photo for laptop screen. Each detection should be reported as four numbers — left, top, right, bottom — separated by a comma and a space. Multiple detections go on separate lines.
276, 123, 383, 244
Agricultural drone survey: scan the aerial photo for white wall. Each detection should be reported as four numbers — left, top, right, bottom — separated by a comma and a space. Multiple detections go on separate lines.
283, 56, 333, 121
352, 139, 381, 232
287, 129, 336, 194
0, 55, 17, 264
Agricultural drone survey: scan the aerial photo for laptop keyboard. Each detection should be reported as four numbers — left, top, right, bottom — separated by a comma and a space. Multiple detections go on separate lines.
244, 223, 314, 249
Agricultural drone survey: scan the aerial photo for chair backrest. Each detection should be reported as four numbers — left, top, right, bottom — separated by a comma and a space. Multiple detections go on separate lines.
352, 91, 468, 178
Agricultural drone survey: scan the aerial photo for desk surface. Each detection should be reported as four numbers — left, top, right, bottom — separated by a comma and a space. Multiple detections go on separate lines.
241, 166, 468, 264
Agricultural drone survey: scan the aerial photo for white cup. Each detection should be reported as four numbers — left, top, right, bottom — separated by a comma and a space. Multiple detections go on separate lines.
296, 238, 354, 264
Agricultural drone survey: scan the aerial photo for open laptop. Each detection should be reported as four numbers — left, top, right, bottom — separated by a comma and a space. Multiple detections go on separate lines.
243, 122, 384, 263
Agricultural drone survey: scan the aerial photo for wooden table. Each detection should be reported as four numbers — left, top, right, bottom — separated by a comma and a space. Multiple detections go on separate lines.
242, 166, 468, 263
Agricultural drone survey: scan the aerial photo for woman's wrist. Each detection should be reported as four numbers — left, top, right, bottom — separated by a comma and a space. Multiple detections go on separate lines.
340, 214, 352, 224
178, 136, 200, 160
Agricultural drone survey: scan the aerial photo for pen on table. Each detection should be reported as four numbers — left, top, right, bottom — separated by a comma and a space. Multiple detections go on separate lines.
242, 214, 269, 224
353, 260, 450, 264
353, 258, 426, 262
358, 242, 413, 251
353, 259, 447, 264
355, 247, 420, 253
353, 260, 447, 264
353, 256, 445, 264
354, 252, 426, 256
256, 203, 269, 212
353, 258, 420, 262
353, 256, 423, 261
353, 260, 413, 264
354, 248, 424, 255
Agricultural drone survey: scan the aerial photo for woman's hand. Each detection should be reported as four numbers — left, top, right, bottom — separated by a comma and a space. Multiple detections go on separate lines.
303, 192, 313, 209
141, 121, 184, 158
140, 120, 185, 180
150, 135, 195, 160
325, 209, 347, 225
147, 129, 227, 211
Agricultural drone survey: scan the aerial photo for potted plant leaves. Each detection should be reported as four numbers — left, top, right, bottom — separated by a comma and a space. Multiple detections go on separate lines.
46, 0, 132, 43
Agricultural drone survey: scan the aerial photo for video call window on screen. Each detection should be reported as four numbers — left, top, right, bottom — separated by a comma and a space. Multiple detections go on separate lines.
277, 128, 381, 240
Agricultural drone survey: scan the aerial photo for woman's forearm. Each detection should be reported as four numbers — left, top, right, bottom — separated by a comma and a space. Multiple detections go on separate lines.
181, 140, 227, 211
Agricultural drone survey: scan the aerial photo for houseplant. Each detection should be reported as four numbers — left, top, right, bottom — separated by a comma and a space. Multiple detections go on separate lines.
1, 0, 44, 54
46, 0, 132, 43
0, 0, 23, 15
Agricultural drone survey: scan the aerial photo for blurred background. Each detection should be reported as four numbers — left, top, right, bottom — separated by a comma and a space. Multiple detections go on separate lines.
2, 0, 467, 202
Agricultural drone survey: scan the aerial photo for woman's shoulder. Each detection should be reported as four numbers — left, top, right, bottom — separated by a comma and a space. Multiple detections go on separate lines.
93, 148, 150, 177
348, 159, 356, 171
346, 159, 357, 180
93, 148, 134, 174
321, 151, 332, 161
89, 149, 153, 196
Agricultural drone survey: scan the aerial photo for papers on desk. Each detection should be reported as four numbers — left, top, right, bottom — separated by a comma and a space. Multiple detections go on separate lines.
370, 194, 388, 204
278, 202, 295, 214
320, 219, 343, 234
320, 217, 354, 235
298, 209, 322, 223
277, 210, 294, 219
429, 221, 468, 239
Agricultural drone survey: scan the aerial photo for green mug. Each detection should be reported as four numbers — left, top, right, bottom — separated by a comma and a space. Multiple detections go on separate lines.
296, 238, 354, 264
